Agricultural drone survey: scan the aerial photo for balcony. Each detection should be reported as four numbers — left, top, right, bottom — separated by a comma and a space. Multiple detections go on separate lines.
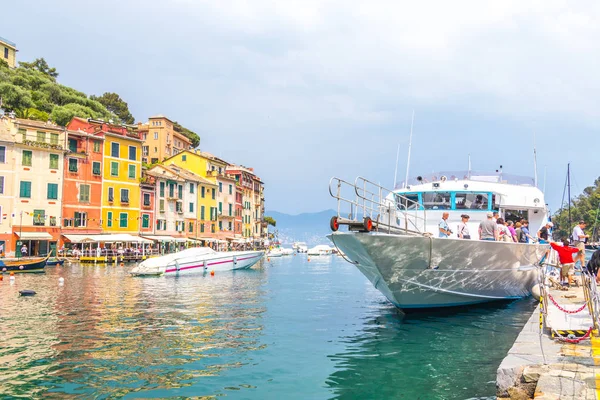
22, 140, 64, 151
68, 150, 88, 158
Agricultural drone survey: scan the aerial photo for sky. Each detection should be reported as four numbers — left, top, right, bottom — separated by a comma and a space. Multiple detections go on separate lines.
3, 0, 600, 214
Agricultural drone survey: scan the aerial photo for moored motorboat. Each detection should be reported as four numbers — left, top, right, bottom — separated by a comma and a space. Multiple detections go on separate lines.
0, 255, 49, 273
267, 248, 284, 257
328, 172, 549, 310
130, 247, 264, 276
307, 245, 333, 256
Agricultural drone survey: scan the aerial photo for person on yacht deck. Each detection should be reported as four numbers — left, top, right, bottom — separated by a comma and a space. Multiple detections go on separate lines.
457, 214, 471, 239
439, 212, 451, 238
479, 212, 498, 241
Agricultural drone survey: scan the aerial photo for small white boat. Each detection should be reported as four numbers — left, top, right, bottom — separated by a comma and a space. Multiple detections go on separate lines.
294, 242, 308, 253
281, 248, 294, 256
267, 248, 284, 257
130, 247, 264, 276
307, 245, 333, 256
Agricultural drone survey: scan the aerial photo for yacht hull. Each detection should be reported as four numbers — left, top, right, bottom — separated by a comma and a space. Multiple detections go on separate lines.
328, 233, 545, 310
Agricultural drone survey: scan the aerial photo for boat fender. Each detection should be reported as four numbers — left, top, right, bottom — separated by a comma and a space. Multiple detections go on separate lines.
203, 260, 207, 269
19, 290, 36, 296
19, 265, 24, 270
59, 277, 65, 285
0, 275, 3, 281
1, 267, 5, 272
9, 271, 15, 276
233, 256, 237, 266
531, 284, 541, 301
175, 259, 181, 272
210, 270, 215, 276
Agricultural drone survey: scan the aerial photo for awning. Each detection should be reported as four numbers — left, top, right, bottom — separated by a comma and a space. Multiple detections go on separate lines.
142, 235, 177, 242
16, 232, 53, 240
63, 234, 152, 244
62, 234, 96, 243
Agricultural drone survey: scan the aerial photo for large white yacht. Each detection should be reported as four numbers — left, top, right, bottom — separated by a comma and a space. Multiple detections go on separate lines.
328, 171, 548, 310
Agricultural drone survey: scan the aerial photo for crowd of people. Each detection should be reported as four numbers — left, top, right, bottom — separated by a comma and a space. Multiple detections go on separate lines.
438, 213, 598, 289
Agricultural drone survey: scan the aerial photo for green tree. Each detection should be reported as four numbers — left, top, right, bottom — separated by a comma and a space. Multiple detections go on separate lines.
173, 121, 200, 148
264, 216, 276, 227
15, 108, 49, 121
50, 103, 98, 126
90, 92, 135, 124
19, 58, 59, 79
0, 82, 34, 111
552, 176, 600, 241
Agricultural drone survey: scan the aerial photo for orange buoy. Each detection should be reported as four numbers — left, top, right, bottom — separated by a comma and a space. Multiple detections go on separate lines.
120, 263, 124, 267
0, 275, 3, 281
267, 257, 270, 262
308, 258, 311, 262
9, 271, 15, 276
210, 270, 215, 276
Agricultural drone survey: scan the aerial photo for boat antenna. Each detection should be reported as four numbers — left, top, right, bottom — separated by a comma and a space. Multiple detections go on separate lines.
567, 163, 572, 227
393, 143, 400, 189
543, 166, 547, 194
404, 110, 415, 188
468, 154, 471, 179
533, 132, 538, 187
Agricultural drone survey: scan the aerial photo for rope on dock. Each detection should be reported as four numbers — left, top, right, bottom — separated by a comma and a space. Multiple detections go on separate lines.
547, 293, 588, 314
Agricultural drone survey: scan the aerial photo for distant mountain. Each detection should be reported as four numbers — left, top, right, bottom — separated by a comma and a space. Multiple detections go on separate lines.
265, 209, 337, 247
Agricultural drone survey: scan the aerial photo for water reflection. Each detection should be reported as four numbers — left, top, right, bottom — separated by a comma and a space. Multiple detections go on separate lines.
326, 299, 536, 400
0, 262, 267, 398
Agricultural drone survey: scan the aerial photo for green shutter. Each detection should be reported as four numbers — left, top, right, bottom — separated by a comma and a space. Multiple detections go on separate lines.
107, 212, 112, 227
142, 214, 149, 228
111, 162, 119, 176
119, 213, 128, 228
47, 183, 58, 200
20, 181, 31, 198
93, 162, 101, 175
159, 182, 165, 197
128, 164, 136, 179
49, 154, 59, 169
22, 150, 32, 166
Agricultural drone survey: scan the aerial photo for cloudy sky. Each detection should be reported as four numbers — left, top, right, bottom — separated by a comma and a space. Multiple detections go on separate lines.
4, 0, 600, 214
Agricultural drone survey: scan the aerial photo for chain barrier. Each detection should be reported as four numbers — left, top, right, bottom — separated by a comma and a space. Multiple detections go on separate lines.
547, 293, 587, 314
552, 327, 593, 343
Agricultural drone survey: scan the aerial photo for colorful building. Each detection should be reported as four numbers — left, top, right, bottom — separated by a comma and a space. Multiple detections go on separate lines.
67, 118, 142, 235
163, 150, 222, 239
61, 126, 105, 242
0, 36, 17, 68
10, 118, 66, 256
226, 165, 265, 239
139, 115, 192, 165
139, 170, 155, 236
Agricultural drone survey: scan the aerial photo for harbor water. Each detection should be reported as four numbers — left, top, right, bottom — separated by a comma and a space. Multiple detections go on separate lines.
0, 254, 537, 399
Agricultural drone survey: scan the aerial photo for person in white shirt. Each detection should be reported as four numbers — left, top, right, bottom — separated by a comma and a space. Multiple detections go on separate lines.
457, 214, 471, 239
572, 220, 589, 267
439, 212, 451, 238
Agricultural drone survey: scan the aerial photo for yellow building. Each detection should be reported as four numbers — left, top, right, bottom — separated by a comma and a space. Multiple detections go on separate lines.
164, 150, 227, 238
138, 115, 192, 164
70, 118, 142, 234
0, 36, 17, 68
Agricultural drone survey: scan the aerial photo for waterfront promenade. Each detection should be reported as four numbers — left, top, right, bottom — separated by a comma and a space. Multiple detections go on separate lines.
498, 279, 600, 399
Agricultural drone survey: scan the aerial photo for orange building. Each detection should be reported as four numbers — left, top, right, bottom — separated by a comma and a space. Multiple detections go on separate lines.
138, 115, 192, 164
61, 123, 105, 241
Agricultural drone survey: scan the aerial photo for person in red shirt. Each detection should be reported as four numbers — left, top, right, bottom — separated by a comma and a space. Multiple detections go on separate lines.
550, 238, 580, 286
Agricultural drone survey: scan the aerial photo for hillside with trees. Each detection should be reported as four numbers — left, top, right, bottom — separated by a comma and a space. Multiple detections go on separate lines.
0, 58, 201, 147
552, 176, 600, 241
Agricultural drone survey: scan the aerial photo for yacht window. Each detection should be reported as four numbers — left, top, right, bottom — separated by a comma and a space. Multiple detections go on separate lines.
396, 194, 419, 210
455, 193, 489, 210
422, 192, 451, 210
504, 209, 529, 224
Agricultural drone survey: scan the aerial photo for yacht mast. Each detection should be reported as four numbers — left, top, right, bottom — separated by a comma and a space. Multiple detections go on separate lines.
533, 133, 538, 187
393, 143, 400, 189
567, 163, 572, 227
404, 110, 415, 188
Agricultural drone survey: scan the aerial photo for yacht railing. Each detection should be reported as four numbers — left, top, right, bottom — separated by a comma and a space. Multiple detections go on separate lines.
328, 176, 426, 235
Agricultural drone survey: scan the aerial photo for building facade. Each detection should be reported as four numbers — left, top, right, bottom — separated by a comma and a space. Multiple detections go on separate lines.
11, 118, 66, 256
139, 115, 192, 164
0, 36, 17, 68
139, 171, 155, 236
61, 127, 105, 241
68, 118, 142, 235
226, 165, 265, 240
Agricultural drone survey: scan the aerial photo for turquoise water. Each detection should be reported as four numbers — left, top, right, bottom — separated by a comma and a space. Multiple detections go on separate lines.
0, 255, 536, 399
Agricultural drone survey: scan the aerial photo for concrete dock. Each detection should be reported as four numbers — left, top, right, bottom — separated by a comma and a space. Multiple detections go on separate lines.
497, 282, 600, 399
